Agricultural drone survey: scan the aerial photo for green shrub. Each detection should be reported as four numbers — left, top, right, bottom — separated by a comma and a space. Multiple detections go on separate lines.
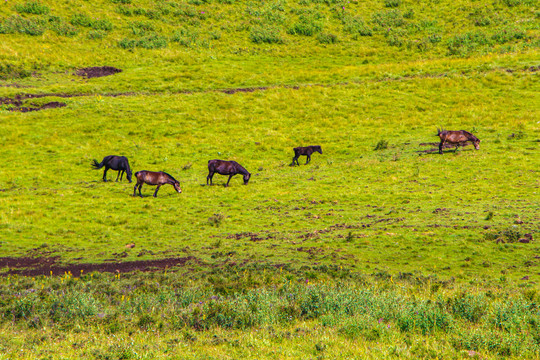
450, 293, 487, 323
385, 28, 407, 47
342, 16, 372, 37
171, 28, 199, 47
87, 30, 106, 39
372, 10, 405, 28
447, 31, 490, 56
91, 19, 114, 31
250, 25, 284, 44
49, 292, 100, 322
288, 15, 322, 36
0, 63, 32, 80
47, 17, 79, 37
14, 1, 49, 15
70, 14, 113, 31
384, 0, 401, 8
317, 32, 338, 44
70, 13, 92, 27
130, 21, 155, 36
396, 300, 452, 334
374, 140, 389, 150
173, 4, 198, 18
452, 328, 525, 356
491, 26, 526, 44
0, 15, 45, 36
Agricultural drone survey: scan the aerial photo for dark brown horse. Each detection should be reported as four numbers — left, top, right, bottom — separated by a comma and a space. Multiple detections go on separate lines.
290, 145, 323, 166
92, 155, 132, 183
207, 160, 251, 186
437, 129, 480, 154
133, 171, 182, 197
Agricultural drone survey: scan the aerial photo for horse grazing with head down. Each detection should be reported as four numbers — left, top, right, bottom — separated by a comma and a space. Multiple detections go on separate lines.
207, 160, 251, 187
290, 145, 322, 166
133, 171, 182, 198
437, 128, 480, 154
92, 155, 132, 183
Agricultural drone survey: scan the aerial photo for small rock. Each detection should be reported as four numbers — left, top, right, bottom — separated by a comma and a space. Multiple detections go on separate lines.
518, 238, 530, 243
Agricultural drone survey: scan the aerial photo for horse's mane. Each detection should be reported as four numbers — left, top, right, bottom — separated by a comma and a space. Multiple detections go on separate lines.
234, 162, 250, 175
161, 171, 178, 183
460, 130, 479, 140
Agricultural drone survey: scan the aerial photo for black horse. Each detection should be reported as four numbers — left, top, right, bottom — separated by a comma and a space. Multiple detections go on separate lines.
290, 145, 323, 166
92, 155, 132, 183
207, 160, 251, 186
133, 171, 182, 198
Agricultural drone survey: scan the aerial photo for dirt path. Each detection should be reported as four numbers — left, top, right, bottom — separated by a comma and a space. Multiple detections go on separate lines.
0, 256, 197, 277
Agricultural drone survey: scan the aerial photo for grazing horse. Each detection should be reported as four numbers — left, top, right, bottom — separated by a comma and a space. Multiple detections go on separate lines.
133, 171, 182, 198
290, 145, 323, 166
437, 129, 480, 154
92, 155, 132, 183
207, 160, 251, 187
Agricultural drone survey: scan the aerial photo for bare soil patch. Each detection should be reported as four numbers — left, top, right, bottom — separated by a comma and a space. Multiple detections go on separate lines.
0, 256, 196, 277
76, 66, 122, 79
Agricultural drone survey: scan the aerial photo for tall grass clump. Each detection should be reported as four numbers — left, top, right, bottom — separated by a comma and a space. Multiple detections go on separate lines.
288, 15, 323, 36
317, 32, 338, 44
118, 34, 168, 49
47, 16, 79, 37
384, 0, 401, 8
372, 9, 405, 28
449, 292, 487, 323
0, 15, 45, 36
250, 25, 284, 44
342, 15, 373, 37
14, 1, 49, 15
70, 14, 113, 31
171, 28, 199, 47
395, 299, 452, 335
0, 63, 32, 80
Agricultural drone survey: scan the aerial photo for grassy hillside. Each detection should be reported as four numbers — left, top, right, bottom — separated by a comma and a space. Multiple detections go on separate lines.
0, 0, 539, 358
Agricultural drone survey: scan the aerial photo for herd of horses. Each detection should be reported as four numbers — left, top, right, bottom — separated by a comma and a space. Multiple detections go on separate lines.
92, 130, 480, 197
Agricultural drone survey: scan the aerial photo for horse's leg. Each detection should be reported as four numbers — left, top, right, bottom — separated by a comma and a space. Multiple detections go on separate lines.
454, 145, 459, 153
116, 171, 121, 182
305, 154, 311, 165
291, 156, 296, 166
153, 185, 161, 197
138, 184, 143, 197
119, 170, 124, 181
226, 175, 233, 187
439, 141, 444, 155
207, 171, 213, 185
103, 167, 109, 182
133, 183, 138, 196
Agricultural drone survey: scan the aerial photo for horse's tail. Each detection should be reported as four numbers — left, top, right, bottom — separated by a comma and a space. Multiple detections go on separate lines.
91, 159, 104, 170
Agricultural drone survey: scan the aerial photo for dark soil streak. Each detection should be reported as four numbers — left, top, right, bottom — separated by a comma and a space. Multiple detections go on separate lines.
0, 256, 196, 277
76, 66, 122, 79
417, 142, 471, 153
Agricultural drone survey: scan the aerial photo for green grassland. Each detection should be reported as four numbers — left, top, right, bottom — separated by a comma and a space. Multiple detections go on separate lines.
0, 0, 539, 358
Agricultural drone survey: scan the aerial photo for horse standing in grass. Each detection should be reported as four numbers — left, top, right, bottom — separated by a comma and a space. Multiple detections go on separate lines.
92, 155, 132, 183
290, 145, 323, 166
133, 171, 182, 197
207, 160, 251, 187
437, 129, 480, 154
